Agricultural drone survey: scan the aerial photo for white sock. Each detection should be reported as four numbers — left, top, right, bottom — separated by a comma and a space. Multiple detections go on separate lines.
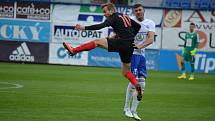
131, 79, 145, 113
124, 82, 134, 110
131, 92, 139, 113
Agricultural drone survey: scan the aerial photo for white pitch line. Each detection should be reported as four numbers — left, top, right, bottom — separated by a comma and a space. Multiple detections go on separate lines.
0, 82, 24, 90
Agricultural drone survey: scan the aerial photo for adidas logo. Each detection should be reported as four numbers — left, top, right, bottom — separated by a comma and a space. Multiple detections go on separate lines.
9, 42, 34, 62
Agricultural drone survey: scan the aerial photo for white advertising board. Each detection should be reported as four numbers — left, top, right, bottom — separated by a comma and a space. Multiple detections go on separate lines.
49, 43, 88, 65
162, 10, 215, 52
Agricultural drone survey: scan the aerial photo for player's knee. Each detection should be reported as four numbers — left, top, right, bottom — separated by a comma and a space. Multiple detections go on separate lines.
122, 64, 130, 75
94, 38, 108, 48
128, 82, 135, 90
122, 63, 130, 70
122, 70, 133, 77
93, 39, 100, 46
122, 70, 127, 76
139, 76, 146, 82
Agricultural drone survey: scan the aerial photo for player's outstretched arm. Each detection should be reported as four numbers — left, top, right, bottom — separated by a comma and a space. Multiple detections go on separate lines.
75, 24, 85, 30
75, 20, 110, 31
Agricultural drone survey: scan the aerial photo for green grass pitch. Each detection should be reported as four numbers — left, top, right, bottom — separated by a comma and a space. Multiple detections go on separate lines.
0, 62, 215, 121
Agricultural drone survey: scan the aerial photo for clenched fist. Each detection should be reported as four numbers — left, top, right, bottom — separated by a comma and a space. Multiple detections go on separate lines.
75, 24, 85, 30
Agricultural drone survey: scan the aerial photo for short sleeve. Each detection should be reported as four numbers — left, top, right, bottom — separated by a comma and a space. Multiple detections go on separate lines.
148, 20, 156, 33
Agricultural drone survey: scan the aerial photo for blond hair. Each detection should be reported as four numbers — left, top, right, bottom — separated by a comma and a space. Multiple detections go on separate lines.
101, 3, 116, 12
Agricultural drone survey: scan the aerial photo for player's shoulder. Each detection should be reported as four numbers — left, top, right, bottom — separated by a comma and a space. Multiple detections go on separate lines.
115, 12, 124, 17
114, 12, 130, 19
185, 32, 190, 35
130, 16, 136, 20
110, 12, 119, 19
107, 12, 119, 22
194, 32, 199, 38
185, 32, 192, 36
130, 16, 139, 23
194, 31, 198, 35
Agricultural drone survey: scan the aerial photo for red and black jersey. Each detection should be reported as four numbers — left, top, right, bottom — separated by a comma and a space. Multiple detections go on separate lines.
85, 12, 141, 39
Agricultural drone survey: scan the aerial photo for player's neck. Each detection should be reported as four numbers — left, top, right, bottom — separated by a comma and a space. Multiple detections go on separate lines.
190, 30, 194, 33
137, 17, 144, 22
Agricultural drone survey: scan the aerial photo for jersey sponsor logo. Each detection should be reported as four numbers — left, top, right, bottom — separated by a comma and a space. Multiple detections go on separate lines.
54, 25, 102, 41
78, 5, 104, 22
9, 42, 34, 62
135, 32, 147, 42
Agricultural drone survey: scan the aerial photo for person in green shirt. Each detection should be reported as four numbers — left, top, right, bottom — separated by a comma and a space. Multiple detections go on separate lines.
178, 22, 199, 80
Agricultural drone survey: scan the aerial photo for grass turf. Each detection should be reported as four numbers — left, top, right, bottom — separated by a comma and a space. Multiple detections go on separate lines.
0, 62, 215, 121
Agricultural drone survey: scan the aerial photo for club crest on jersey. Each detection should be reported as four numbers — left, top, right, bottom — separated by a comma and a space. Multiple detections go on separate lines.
135, 32, 146, 41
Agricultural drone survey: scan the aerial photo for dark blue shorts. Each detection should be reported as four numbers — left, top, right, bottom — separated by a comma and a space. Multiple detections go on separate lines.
131, 54, 147, 78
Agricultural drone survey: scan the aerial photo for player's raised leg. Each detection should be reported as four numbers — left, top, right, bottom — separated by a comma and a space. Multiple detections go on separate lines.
63, 38, 108, 56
